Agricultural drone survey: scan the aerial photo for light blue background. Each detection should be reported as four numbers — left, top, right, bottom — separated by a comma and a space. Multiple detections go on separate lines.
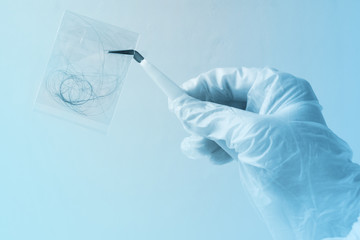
1, 1, 359, 239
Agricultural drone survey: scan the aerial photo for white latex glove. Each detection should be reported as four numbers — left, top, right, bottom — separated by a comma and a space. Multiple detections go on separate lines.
169, 67, 360, 240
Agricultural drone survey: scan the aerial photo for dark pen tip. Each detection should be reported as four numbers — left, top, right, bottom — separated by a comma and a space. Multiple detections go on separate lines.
108, 49, 135, 55
107, 49, 144, 63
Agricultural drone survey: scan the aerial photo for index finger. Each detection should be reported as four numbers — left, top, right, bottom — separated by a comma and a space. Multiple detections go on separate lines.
182, 67, 261, 109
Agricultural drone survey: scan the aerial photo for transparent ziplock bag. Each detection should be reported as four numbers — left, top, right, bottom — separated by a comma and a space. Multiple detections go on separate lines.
35, 11, 139, 132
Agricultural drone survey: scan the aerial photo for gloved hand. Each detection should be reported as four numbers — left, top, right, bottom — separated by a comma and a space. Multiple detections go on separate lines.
169, 67, 360, 240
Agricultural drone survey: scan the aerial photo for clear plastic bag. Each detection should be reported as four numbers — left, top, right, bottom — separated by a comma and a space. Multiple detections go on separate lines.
35, 11, 139, 131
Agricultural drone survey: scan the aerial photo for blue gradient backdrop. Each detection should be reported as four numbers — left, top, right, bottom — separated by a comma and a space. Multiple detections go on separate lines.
1, 1, 359, 239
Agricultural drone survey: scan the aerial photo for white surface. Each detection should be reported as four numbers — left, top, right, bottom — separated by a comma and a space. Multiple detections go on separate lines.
1, 1, 359, 240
